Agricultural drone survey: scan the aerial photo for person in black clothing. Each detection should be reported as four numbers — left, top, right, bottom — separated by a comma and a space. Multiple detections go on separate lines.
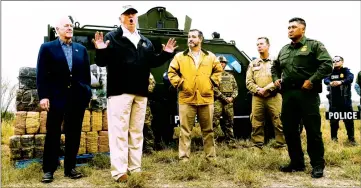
37, 16, 91, 183
92, 5, 178, 182
324, 56, 357, 145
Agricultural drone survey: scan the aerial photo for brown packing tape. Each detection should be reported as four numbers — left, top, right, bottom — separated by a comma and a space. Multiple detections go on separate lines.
39, 111, 47, 134
98, 145, 109, 153
102, 110, 108, 131
14, 127, 25, 135
14, 111, 26, 129
82, 110, 91, 132
98, 131, 108, 136
86, 132, 98, 153
98, 136, 109, 145
26, 112, 40, 134
91, 111, 102, 131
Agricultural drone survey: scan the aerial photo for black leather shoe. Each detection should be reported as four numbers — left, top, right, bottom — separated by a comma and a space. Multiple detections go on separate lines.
41, 172, 54, 183
280, 163, 305, 172
64, 168, 83, 179
311, 167, 324, 178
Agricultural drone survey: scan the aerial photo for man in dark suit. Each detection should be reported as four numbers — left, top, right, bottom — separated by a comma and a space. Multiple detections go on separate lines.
36, 16, 91, 183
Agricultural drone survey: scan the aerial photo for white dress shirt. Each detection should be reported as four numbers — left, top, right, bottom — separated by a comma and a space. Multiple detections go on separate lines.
121, 25, 141, 49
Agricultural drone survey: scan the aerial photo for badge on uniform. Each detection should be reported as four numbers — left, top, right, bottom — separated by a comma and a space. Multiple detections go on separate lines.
300, 45, 307, 52
142, 42, 147, 48
340, 73, 344, 78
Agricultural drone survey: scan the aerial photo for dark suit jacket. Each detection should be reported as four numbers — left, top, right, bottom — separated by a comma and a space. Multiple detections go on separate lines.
36, 38, 91, 110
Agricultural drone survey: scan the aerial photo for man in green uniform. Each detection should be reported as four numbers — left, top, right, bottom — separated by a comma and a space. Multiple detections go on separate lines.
271, 17, 333, 178
213, 56, 238, 147
143, 73, 156, 154
246, 37, 285, 149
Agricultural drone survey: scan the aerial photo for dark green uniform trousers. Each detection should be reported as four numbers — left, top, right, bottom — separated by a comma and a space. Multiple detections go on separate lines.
281, 89, 325, 168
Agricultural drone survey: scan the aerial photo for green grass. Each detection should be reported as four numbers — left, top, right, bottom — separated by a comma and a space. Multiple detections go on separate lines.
1, 109, 360, 187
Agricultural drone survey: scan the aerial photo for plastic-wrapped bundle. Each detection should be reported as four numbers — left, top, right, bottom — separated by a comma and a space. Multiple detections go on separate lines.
78, 132, 86, 155
102, 110, 108, 131
82, 110, 91, 132
91, 111, 102, 131
9, 135, 21, 148
39, 111, 47, 134
18, 67, 37, 90
16, 89, 41, 112
14, 111, 27, 135
21, 135, 34, 147
35, 134, 46, 147
26, 112, 40, 134
86, 132, 98, 153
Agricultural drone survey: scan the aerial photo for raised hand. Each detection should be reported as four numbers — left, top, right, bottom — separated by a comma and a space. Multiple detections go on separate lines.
162, 38, 178, 53
92, 31, 110, 49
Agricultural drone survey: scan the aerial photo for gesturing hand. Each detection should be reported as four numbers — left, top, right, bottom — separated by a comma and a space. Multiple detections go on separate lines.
162, 38, 178, 53
40, 98, 50, 112
92, 31, 110, 49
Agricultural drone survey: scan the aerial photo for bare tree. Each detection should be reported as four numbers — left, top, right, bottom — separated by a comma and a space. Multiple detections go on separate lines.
1, 78, 17, 121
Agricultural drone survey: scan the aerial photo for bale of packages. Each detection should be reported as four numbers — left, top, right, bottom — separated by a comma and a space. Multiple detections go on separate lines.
39, 111, 47, 134
35, 134, 46, 147
98, 134, 109, 153
78, 132, 86, 155
34, 147, 44, 158
102, 110, 108, 131
9, 135, 21, 148
10, 148, 22, 160
14, 111, 27, 135
22, 147, 34, 159
26, 112, 40, 134
21, 135, 34, 147
98, 131, 108, 136
86, 132, 98, 153
19, 67, 37, 90
91, 111, 102, 131
16, 89, 41, 112
82, 110, 91, 132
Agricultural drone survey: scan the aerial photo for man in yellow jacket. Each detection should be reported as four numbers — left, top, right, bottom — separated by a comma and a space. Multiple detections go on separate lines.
168, 29, 223, 162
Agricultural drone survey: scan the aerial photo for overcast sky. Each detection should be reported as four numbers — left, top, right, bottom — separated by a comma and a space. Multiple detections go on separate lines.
2, 1, 361, 105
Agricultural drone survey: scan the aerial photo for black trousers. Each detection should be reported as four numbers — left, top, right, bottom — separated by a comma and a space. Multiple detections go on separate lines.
42, 95, 86, 173
281, 89, 325, 168
329, 105, 355, 141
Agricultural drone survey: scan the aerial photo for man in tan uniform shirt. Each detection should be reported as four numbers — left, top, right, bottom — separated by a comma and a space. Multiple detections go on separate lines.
246, 37, 285, 148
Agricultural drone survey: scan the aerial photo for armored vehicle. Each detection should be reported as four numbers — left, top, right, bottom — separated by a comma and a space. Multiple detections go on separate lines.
44, 7, 276, 147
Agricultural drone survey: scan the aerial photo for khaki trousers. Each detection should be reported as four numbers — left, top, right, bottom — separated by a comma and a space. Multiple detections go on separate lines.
107, 94, 147, 180
251, 93, 285, 145
179, 104, 216, 160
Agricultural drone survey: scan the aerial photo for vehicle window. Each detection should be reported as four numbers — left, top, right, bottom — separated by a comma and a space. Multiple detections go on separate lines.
215, 53, 242, 73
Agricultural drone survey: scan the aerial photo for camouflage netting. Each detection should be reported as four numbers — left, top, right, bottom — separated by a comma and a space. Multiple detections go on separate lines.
86, 132, 98, 153
26, 112, 40, 134
91, 111, 102, 131
18, 67, 37, 90
16, 89, 41, 112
